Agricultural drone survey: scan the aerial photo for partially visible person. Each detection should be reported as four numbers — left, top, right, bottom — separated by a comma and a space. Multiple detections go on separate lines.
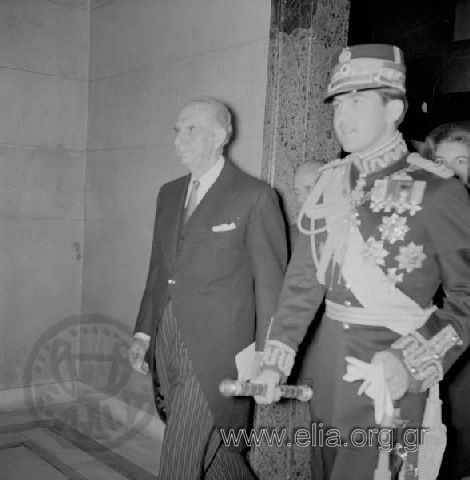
293, 160, 324, 211
423, 121, 470, 480
422, 122, 470, 186
290, 160, 324, 247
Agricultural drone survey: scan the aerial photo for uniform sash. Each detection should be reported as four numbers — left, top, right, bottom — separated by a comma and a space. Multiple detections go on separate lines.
339, 224, 436, 335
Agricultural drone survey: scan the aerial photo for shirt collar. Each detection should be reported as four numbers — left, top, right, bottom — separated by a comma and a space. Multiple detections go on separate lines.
192, 156, 225, 188
186, 156, 225, 207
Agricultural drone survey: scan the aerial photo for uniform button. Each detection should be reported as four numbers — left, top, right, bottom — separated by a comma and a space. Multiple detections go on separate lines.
344, 300, 351, 306
168, 279, 176, 285
345, 283, 351, 289
343, 323, 350, 330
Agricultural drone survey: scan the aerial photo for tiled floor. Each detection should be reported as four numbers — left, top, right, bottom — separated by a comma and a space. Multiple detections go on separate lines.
4, 404, 470, 480
0, 405, 161, 480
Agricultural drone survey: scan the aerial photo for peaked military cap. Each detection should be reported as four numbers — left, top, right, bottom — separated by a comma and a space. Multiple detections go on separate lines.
325, 43, 406, 102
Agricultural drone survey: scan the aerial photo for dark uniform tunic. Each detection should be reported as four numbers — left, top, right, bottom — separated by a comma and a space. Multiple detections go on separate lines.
266, 146, 470, 479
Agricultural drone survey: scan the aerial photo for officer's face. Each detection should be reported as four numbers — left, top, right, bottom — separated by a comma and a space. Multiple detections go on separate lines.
174, 103, 222, 175
435, 141, 470, 185
332, 90, 396, 156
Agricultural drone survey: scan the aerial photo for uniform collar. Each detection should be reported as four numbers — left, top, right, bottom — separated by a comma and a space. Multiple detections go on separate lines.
352, 132, 408, 175
350, 133, 409, 188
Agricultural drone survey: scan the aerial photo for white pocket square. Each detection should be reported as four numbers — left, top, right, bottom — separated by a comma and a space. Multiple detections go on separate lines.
212, 222, 236, 232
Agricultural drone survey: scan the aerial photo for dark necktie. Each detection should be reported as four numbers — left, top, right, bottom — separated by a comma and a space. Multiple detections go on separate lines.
184, 179, 200, 222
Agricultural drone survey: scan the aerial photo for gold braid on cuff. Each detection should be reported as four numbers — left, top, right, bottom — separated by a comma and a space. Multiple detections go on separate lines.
392, 325, 463, 391
262, 340, 296, 378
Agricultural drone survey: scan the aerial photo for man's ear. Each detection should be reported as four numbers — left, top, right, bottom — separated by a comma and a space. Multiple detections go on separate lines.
213, 126, 227, 150
385, 99, 404, 124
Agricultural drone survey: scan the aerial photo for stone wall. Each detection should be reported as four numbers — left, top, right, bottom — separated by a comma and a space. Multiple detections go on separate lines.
252, 1, 350, 478
262, 0, 350, 222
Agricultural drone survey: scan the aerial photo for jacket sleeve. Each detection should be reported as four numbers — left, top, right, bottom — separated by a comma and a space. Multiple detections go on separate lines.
246, 187, 287, 351
391, 179, 470, 391
134, 190, 168, 337
263, 230, 327, 378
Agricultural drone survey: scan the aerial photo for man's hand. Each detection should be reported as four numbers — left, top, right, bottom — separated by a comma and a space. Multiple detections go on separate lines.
371, 351, 410, 400
128, 337, 150, 375
251, 369, 282, 404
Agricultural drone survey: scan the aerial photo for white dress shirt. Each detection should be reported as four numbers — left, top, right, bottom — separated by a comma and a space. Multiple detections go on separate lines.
185, 156, 225, 207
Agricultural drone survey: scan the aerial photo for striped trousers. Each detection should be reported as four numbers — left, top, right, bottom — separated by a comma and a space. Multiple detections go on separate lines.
155, 303, 255, 480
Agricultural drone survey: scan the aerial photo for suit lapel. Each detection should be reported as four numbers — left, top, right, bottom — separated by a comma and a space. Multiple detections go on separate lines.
159, 175, 190, 272
177, 161, 235, 264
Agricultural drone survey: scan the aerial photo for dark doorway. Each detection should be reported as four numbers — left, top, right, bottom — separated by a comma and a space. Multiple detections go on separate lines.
348, 0, 470, 142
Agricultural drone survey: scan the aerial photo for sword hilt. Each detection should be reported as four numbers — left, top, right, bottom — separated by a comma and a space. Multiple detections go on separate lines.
219, 379, 313, 402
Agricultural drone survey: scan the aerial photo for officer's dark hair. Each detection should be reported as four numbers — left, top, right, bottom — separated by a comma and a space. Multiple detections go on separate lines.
422, 122, 470, 161
376, 88, 408, 127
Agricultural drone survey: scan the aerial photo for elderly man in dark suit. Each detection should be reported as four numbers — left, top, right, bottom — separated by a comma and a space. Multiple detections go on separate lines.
128, 97, 287, 480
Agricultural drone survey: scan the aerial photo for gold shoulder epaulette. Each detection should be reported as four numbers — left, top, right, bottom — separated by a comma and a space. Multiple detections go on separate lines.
407, 152, 454, 179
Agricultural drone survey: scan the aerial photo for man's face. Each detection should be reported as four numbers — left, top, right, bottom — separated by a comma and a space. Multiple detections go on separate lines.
174, 103, 220, 174
332, 90, 394, 155
435, 141, 470, 185
294, 165, 320, 208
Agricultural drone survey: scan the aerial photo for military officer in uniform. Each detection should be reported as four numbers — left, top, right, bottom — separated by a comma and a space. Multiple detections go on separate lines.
253, 44, 470, 480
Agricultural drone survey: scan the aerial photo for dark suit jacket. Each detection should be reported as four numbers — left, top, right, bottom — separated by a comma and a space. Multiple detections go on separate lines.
134, 160, 287, 432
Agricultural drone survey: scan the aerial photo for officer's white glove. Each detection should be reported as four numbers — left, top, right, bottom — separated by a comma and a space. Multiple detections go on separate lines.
251, 369, 282, 405
343, 355, 393, 425
372, 351, 410, 400
235, 342, 263, 381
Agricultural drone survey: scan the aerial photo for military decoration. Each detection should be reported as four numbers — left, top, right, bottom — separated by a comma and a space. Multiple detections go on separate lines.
385, 268, 404, 290
395, 242, 427, 273
350, 172, 367, 206
362, 237, 388, 266
370, 179, 389, 211
370, 176, 426, 215
378, 213, 409, 244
